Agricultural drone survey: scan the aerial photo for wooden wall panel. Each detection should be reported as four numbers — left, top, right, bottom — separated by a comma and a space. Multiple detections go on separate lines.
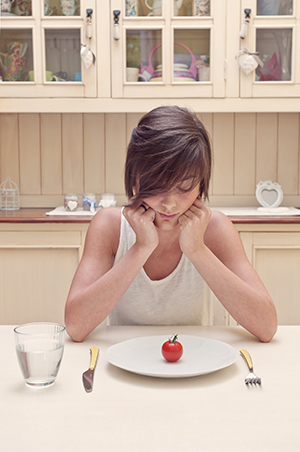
62, 114, 83, 194
212, 113, 234, 195
0, 112, 300, 207
41, 113, 62, 195
83, 113, 105, 194
0, 114, 19, 186
105, 114, 126, 194
256, 113, 278, 183
19, 114, 41, 194
278, 113, 299, 195
198, 113, 213, 196
235, 113, 256, 195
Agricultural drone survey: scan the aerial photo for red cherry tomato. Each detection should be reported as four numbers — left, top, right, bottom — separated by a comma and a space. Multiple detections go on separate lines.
161, 334, 183, 362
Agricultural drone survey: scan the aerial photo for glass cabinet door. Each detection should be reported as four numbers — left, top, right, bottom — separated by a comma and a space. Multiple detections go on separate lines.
0, 0, 96, 97
43, 0, 81, 17
256, 0, 293, 16
240, 0, 300, 98
126, 29, 162, 82
111, 0, 225, 98
44, 29, 82, 82
0, 29, 33, 82
256, 28, 292, 82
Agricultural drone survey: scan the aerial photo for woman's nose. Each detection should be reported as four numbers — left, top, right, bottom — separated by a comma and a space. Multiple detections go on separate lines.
161, 191, 176, 210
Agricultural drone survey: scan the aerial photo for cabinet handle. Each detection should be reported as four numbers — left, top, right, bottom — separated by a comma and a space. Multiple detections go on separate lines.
113, 10, 121, 41
86, 9, 93, 39
240, 8, 251, 39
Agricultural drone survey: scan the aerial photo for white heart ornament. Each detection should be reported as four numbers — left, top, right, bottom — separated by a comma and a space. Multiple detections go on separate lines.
67, 200, 78, 211
80, 46, 94, 70
255, 181, 283, 208
238, 53, 258, 75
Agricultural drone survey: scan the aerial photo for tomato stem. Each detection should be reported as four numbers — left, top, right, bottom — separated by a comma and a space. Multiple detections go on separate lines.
170, 334, 178, 343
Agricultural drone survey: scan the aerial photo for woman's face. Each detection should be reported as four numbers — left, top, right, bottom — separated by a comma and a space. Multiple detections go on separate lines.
143, 181, 201, 230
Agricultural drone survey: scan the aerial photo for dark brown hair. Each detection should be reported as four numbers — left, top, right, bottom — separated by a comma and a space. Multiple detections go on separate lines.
125, 106, 212, 208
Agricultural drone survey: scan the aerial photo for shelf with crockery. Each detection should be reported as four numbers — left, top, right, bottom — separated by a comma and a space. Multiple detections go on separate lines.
239, 0, 300, 99
1, 0, 300, 111
0, 0, 97, 98
111, 0, 225, 99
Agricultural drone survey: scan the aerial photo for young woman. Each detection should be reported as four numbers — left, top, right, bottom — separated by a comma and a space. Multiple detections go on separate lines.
65, 106, 277, 342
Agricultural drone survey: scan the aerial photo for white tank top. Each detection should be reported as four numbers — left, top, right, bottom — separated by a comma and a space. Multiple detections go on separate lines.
109, 210, 210, 326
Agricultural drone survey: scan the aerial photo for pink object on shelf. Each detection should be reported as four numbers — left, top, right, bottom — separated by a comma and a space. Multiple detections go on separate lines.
139, 41, 198, 81
259, 52, 282, 81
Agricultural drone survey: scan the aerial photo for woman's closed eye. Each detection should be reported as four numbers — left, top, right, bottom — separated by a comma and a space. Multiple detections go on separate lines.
176, 180, 196, 193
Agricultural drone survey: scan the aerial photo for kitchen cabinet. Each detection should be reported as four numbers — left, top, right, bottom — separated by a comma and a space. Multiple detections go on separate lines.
111, 0, 225, 99
205, 221, 300, 328
238, 223, 300, 325
1, 0, 300, 111
0, 0, 97, 98
0, 221, 88, 324
240, 0, 300, 98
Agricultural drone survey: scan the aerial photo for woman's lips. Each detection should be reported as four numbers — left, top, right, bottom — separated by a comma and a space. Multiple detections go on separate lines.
159, 212, 177, 220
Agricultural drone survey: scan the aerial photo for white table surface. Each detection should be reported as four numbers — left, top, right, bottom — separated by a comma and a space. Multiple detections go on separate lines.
1, 325, 299, 452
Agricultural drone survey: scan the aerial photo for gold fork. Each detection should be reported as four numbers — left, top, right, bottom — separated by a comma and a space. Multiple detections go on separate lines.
240, 349, 261, 385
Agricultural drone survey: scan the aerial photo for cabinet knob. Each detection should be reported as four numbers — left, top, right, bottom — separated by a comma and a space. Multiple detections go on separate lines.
113, 10, 121, 41
86, 9, 93, 39
240, 8, 251, 39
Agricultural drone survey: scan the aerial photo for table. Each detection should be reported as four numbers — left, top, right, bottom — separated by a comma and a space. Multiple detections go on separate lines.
1, 325, 299, 451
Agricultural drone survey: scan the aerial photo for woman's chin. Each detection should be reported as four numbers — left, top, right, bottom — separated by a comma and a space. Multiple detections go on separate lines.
154, 218, 179, 231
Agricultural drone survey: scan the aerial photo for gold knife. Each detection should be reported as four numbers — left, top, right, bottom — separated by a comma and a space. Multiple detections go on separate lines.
82, 346, 99, 393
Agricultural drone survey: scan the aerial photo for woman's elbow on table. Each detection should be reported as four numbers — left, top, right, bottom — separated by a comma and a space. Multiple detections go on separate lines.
257, 319, 278, 343
64, 316, 89, 342
65, 325, 84, 342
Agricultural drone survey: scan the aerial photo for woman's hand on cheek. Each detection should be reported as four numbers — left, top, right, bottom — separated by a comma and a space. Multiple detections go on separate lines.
178, 197, 211, 257
123, 204, 159, 253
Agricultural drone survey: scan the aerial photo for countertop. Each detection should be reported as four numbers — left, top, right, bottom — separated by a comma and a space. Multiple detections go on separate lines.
1, 208, 300, 224
0, 208, 92, 223
1, 325, 299, 452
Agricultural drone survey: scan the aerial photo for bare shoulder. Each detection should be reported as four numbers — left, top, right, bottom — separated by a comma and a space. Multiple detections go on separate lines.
85, 207, 122, 256
204, 210, 244, 261
205, 209, 238, 238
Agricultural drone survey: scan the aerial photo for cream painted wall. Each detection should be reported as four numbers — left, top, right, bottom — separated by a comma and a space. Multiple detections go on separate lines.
0, 112, 299, 208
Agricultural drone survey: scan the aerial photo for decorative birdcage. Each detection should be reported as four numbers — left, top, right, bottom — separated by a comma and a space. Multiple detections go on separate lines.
0, 177, 20, 210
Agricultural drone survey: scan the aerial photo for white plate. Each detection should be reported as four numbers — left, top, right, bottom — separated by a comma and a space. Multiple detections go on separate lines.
156, 63, 188, 70
106, 335, 238, 378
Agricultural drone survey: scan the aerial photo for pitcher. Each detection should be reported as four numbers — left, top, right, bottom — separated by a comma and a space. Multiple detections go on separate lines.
60, 0, 78, 16
145, 0, 162, 15
174, 0, 183, 15
145, 0, 183, 15
0, 42, 28, 81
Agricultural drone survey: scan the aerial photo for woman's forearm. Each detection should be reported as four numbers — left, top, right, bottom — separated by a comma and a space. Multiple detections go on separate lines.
188, 246, 277, 342
65, 243, 152, 341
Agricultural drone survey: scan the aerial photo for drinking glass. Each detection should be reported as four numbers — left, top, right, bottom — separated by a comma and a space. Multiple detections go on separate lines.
14, 323, 65, 387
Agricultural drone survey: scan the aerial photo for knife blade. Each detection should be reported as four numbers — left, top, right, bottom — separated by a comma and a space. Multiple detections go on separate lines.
82, 346, 99, 393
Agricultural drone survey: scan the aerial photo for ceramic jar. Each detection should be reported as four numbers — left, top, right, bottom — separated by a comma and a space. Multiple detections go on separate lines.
1, 0, 13, 13
82, 193, 97, 211
194, 0, 210, 16
60, 0, 76, 16
126, 0, 139, 16
0, 42, 28, 81
64, 194, 79, 211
